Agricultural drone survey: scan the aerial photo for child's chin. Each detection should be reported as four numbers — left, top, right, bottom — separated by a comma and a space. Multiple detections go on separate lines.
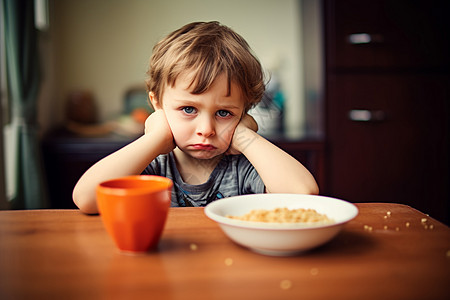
185, 149, 225, 160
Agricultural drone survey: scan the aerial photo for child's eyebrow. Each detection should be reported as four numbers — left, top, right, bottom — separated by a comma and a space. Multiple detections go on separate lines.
171, 99, 200, 106
172, 99, 241, 110
218, 104, 242, 110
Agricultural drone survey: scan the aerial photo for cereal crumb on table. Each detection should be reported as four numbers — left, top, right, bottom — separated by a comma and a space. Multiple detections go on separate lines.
224, 258, 233, 266
280, 279, 292, 290
189, 243, 198, 251
310, 268, 319, 276
363, 225, 373, 232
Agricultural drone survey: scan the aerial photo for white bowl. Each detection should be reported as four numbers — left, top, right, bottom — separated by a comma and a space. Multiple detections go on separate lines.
204, 194, 358, 256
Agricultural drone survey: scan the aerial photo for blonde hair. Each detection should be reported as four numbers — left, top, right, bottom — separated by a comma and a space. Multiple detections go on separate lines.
146, 21, 265, 112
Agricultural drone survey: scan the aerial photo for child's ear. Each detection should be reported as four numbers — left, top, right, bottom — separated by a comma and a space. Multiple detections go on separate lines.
149, 92, 162, 110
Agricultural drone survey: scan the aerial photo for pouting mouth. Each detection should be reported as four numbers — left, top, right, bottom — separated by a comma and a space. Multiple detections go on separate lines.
191, 144, 217, 150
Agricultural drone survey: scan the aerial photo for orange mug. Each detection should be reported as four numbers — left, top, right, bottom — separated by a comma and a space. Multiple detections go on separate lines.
96, 175, 173, 253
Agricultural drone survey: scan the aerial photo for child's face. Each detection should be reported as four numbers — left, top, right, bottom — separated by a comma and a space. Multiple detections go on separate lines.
161, 73, 245, 160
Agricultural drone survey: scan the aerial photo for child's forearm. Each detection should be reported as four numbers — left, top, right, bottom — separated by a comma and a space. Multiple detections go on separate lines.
235, 127, 319, 195
72, 134, 164, 214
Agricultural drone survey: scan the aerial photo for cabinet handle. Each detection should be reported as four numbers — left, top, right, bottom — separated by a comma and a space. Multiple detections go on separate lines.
348, 110, 386, 122
347, 33, 383, 44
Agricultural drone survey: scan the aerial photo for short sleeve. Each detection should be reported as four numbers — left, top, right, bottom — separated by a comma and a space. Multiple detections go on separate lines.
235, 155, 265, 194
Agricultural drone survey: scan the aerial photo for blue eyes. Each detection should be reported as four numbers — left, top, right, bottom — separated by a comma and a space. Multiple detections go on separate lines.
217, 110, 231, 118
182, 107, 196, 114
181, 107, 232, 118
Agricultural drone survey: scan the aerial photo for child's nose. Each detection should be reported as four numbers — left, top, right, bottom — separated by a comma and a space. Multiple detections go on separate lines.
196, 116, 215, 137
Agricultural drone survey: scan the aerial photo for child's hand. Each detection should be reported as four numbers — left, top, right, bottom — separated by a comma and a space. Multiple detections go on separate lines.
144, 109, 175, 154
227, 114, 259, 155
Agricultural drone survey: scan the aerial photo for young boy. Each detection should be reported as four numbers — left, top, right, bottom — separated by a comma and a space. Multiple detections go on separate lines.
73, 21, 319, 214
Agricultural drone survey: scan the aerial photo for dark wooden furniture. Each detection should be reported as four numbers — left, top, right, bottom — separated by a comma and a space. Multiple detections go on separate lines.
42, 129, 136, 209
323, 0, 450, 224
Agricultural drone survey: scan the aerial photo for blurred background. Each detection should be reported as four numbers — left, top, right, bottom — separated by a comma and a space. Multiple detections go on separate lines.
1, 0, 448, 224
38, 0, 313, 138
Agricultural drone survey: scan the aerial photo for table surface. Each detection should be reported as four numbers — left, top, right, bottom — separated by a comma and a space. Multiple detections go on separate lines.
0, 203, 449, 300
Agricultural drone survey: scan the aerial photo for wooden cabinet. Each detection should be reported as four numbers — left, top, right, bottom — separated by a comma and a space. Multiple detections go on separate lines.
326, 0, 450, 70
324, 0, 449, 224
42, 129, 134, 209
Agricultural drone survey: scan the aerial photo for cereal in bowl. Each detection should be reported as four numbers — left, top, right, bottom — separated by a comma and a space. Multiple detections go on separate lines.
227, 207, 334, 224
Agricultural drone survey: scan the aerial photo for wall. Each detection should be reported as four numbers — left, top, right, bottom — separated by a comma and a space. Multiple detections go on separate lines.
39, 0, 306, 138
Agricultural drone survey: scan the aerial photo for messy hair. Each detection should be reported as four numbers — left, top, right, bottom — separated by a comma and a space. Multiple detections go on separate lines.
145, 21, 265, 112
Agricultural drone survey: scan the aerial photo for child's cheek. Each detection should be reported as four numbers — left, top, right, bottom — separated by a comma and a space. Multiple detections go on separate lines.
219, 122, 238, 145
163, 113, 186, 145
218, 131, 233, 148
169, 123, 188, 145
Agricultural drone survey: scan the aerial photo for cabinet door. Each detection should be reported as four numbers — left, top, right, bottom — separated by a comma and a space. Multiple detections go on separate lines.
325, 0, 450, 69
327, 73, 449, 222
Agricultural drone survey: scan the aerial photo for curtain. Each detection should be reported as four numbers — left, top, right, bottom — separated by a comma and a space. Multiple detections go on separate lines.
2, 0, 47, 209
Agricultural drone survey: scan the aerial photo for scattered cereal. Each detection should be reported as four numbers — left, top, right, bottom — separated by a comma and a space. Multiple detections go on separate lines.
310, 268, 319, 276
224, 258, 233, 266
395, 227, 400, 231
429, 224, 434, 230
226, 207, 334, 224
386, 211, 392, 217
363, 225, 373, 232
189, 243, 198, 251
405, 222, 410, 228
383, 215, 388, 220
421, 218, 427, 224
383, 225, 388, 230
280, 280, 292, 290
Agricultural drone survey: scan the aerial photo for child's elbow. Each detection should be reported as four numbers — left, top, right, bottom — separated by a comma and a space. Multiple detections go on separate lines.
300, 180, 319, 195
73, 190, 99, 215
308, 184, 320, 195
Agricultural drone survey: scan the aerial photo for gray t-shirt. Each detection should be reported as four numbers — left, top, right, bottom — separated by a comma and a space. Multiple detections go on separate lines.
142, 152, 265, 207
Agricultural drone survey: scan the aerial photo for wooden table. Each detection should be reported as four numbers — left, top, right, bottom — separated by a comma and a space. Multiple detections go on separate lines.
0, 204, 449, 300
